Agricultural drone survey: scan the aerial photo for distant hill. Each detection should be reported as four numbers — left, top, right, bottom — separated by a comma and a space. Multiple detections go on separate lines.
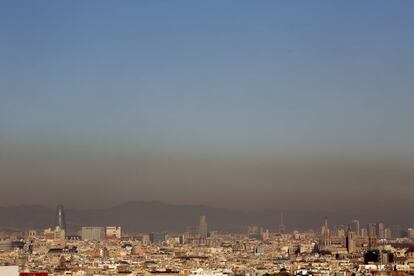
0, 205, 54, 230
0, 201, 411, 234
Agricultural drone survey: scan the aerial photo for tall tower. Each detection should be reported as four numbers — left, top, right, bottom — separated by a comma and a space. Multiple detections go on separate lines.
352, 219, 360, 237
320, 217, 331, 250
278, 211, 286, 234
346, 226, 356, 253
199, 215, 208, 239
368, 223, 377, 249
378, 222, 385, 239
56, 205, 66, 231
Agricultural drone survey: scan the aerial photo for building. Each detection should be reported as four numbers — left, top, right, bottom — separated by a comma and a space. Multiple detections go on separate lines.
406, 246, 414, 258
27, 230, 37, 239
199, 215, 208, 239
320, 217, 331, 250
361, 228, 368, 238
132, 245, 146, 256
81, 227, 105, 241
368, 223, 377, 249
149, 232, 166, 243
142, 234, 150, 245
247, 225, 261, 240
346, 227, 356, 253
0, 240, 12, 251
351, 220, 360, 237
106, 226, 121, 239
384, 228, 392, 240
20, 273, 49, 276
261, 228, 270, 240
0, 266, 19, 276
408, 227, 414, 240
56, 205, 66, 231
378, 222, 385, 239
337, 226, 345, 239
44, 226, 65, 240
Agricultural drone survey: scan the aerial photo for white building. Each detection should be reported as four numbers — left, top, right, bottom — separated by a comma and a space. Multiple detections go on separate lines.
106, 226, 121, 239
0, 266, 19, 276
44, 226, 65, 240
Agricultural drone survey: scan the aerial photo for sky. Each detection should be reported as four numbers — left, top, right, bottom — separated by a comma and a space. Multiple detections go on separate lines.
1, 1, 414, 213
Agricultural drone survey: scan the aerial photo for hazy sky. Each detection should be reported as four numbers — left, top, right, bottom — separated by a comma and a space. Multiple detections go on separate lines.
1, 1, 414, 212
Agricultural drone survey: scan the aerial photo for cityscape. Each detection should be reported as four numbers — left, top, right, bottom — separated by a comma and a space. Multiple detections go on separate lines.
2, 0, 414, 275
1, 204, 414, 275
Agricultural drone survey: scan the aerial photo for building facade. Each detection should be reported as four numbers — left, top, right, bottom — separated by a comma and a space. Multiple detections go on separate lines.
106, 226, 121, 239
81, 227, 105, 241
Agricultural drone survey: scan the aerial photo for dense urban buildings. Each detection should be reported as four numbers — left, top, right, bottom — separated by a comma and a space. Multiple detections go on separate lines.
1, 205, 414, 275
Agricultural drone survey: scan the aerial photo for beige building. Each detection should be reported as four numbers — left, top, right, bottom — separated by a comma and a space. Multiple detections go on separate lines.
106, 226, 122, 239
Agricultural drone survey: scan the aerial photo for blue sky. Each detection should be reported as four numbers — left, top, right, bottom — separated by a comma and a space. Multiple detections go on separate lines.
1, 1, 414, 155
1, 1, 414, 208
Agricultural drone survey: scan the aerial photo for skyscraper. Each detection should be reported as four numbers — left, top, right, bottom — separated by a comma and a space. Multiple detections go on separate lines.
346, 226, 356, 253
368, 223, 377, 249
351, 219, 360, 237
56, 205, 66, 231
378, 222, 385, 239
361, 228, 368, 238
199, 215, 208, 239
320, 217, 331, 250
384, 228, 392, 240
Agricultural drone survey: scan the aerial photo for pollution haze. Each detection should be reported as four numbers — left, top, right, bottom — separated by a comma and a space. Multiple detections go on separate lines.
1, 1, 414, 218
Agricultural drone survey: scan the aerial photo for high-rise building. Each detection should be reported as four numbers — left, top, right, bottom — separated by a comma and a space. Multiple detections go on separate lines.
384, 228, 392, 240
199, 215, 208, 239
248, 225, 261, 240
378, 222, 385, 239
320, 217, 331, 250
261, 228, 270, 240
408, 228, 414, 240
368, 223, 377, 249
351, 220, 360, 237
337, 226, 346, 239
56, 205, 66, 231
81, 227, 105, 241
361, 228, 368, 238
346, 226, 357, 253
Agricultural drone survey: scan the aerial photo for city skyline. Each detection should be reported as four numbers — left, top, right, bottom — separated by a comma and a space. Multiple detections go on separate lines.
1, 1, 414, 275
0, 201, 412, 235
3, 203, 413, 275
